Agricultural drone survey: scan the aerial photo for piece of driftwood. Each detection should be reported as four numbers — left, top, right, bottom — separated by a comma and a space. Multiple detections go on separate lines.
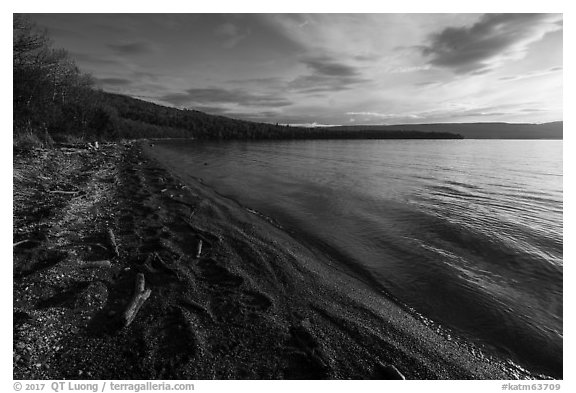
87, 142, 99, 150
81, 260, 111, 269
86, 242, 108, 251
48, 190, 79, 195
107, 229, 119, 257
376, 363, 406, 380
13, 239, 33, 248
196, 240, 203, 258
123, 273, 151, 327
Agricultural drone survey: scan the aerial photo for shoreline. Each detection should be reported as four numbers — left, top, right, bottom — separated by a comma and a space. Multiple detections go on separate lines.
13, 141, 543, 379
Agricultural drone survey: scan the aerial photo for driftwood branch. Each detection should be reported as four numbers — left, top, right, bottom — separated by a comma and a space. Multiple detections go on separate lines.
87, 242, 108, 251
376, 363, 406, 380
80, 260, 111, 269
48, 190, 79, 195
107, 229, 119, 257
123, 273, 151, 327
13, 239, 32, 248
196, 240, 203, 258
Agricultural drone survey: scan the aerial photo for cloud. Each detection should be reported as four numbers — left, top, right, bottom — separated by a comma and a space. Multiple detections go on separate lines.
498, 66, 563, 82
95, 77, 133, 86
159, 87, 292, 108
520, 108, 547, 113
301, 57, 360, 77
354, 53, 381, 62
214, 23, 249, 48
191, 105, 231, 115
347, 111, 424, 120
70, 52, 119, 66
107, 41, 154, 55
420, 13, 562, 74
289, 56, 369, 93
346, 101, 545, 123
414, 81, 444, 88
227, 77, 286, 90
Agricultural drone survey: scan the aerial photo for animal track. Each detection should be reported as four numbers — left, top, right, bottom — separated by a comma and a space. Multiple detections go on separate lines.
197, 259, 244, 289
283, 318, 331, 379
238, 291, 272, 313
16, 248, 68, 278
153, 306, 198, 378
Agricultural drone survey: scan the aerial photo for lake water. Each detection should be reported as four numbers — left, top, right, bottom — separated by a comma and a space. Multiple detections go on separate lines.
155, 139, 563, 377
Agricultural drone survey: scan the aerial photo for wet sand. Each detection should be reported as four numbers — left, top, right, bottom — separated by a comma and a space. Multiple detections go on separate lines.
13, 141, 538, 379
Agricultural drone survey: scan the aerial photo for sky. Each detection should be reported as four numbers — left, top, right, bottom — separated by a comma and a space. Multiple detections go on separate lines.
29, 13, 563, 126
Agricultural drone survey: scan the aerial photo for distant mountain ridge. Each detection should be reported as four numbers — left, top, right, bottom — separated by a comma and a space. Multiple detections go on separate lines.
331, 122, 563, 140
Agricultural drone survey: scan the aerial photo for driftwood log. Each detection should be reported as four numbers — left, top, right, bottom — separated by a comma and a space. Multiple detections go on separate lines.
48, 190, 79, 195
13, 239, 32, 248
123, 273, 151, 327
376, 363, 406, 380
196, 240, 203, 258
107, 228, 119, 257
80, 260, 111, 269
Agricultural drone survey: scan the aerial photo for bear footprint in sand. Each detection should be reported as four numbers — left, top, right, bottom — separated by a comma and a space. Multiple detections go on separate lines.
153, 306, 199, 378
197, 258, 244, 289
237, 290, 273, 313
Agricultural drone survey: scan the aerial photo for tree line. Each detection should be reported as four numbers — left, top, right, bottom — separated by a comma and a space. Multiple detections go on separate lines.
13, 14, 461, 149
13, 14, 120, 147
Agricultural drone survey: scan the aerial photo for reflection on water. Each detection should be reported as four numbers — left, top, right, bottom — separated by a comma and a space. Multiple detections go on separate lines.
156, 139, 562, 377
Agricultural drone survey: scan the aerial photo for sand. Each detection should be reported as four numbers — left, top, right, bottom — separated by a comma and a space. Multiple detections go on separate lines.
13, 141, 539, 379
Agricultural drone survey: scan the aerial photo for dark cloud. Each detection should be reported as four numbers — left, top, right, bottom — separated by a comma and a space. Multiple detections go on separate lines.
108, 41, 153, 55
421, 14, 562, 74
192, 105, 231, 115
461, 111, 508, 117
354, 53, 381, 62
96, 77, 133, 86
228, 77, 285, 87
290, 56, 368, 93
159, 93, 195, 107
70, 52, 119, 65
415, 81, 440, 87
214, 22, 250, 48
159, 87, 292, 108
301, 57, 360, 77
521, 108, 546, 112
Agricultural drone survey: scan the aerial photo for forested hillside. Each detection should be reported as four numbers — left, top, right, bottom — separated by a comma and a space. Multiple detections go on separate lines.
13, 14, 115, 147
103, 93, 461, 140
